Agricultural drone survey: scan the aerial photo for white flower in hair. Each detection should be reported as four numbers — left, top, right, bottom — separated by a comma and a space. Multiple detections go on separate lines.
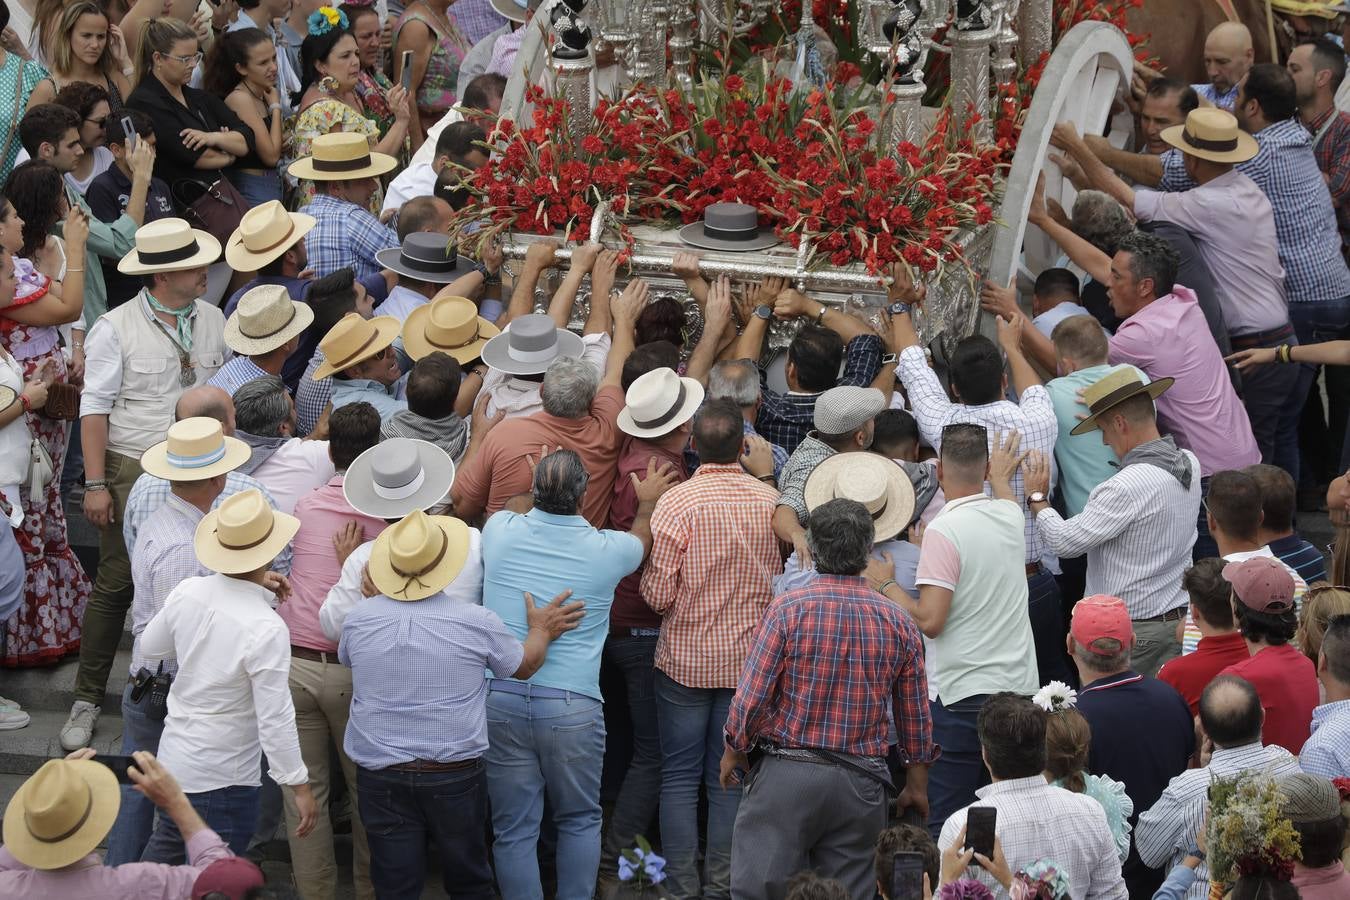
1032, 681, 1078, 713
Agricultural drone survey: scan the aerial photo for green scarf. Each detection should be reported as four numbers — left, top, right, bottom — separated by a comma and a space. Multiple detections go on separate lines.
145, 291, 196, 353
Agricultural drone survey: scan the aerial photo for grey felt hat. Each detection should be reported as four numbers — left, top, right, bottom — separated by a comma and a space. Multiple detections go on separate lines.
479, 313, 585, 376
343, 439, 455, 520
813, 386, 888, 435
677, 202, 779, 252
375, 232, 476, 284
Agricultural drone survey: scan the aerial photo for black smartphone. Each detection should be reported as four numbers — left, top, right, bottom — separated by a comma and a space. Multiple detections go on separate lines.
890, 851, 926, 900
120, 115, 136, 152
94, 753, 138, 784
400, 50, 414, 92
965, 806, 997, 859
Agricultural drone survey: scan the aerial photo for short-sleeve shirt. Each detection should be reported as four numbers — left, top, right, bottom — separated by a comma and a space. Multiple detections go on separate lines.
454, 384, 626, 527
481, 508, 643, 699
1220, 642, 1320, 755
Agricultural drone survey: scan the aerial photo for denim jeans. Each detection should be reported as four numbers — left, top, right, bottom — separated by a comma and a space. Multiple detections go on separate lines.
600, 634, 662, 876
653, 671, 740, 900
484, 685, 606, 900
1289, 297, 1350, 486
356, 761, 494, 900
1229, 325, 1302, 475
142, 784, 260, 863
228, 169, 283, 207
1026, 570, 1069, 685
245, 757, 284, 864
105, 679, 166, 865
925, 694, 991, 839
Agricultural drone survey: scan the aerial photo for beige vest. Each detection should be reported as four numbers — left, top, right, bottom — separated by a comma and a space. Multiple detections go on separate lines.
94, 291, 226, 457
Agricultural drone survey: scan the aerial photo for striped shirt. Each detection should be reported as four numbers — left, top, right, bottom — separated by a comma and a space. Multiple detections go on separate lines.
899, 346, 1059, 565
1267, 533, 1328, 586
1136, 742, 1301, 899
641, 463, 782, 689
206, 355, 271, 398
129, 493, 208, 678
1034, 445, 1201, 620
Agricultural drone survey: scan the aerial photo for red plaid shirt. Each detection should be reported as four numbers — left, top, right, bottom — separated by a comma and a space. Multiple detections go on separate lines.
723, 574, 938, 764
1308, 106, 1350, 258
641, 463, 781, 689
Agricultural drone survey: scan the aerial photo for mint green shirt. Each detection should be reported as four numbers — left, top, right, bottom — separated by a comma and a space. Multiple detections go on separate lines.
1045, 364, 1149, 517
60, 183, 139, 332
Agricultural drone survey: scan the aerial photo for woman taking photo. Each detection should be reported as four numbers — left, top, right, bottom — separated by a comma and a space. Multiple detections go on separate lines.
204, 28, 285, 207
0, 186, 93, 669
343, 2, 398, 139
126, 17, 255, 219
24, 1, 132, 113
289, 6, 410, 211
393, 0, 469, 151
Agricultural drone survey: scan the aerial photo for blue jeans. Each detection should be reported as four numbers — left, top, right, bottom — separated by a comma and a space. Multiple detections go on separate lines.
1230, 325, 1302, 475
229, 169, 282, 208
1289, 297, 1350, 485
485, 685, 605, 900
926, 694, 991, 839
357, 761, 494, 899
653, 671, 740, 900
142, 784, 260, 863
601, 634, 662, 876
105, 679, 165, 866
1026, 570, 1069, 684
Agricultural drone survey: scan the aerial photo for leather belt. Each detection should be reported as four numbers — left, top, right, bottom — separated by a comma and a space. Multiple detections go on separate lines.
610, 627, 661, 638
387, 758, 480, 772
1025, 562, 1042, 577
291, 645, 339, 663
1137, 606, 1188, 623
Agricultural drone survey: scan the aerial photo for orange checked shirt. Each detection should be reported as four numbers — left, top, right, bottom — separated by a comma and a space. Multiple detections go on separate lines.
640, 463, 782, 689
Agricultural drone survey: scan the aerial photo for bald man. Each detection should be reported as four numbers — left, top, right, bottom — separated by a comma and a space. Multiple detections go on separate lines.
1194, 22, 1254, 110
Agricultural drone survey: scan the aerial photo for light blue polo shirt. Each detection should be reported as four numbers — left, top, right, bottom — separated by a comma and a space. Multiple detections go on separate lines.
481, 508, 644, 699
1045, 364, 1148, 517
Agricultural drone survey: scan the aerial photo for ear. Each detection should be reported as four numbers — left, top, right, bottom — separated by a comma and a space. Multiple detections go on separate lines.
37, 142, 54, 160
935, 458, 944, 483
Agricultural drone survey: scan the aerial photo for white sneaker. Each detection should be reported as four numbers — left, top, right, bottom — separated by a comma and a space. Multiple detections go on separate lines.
0, 697, 29, 730
59, 701, 99, 750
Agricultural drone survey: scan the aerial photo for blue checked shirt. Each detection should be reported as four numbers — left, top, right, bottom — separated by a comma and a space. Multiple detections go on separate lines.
755, 334, 883, 454
299, 193, 400, 283
295, 349, 331, 438
123, 470, 292, 574
1161, 118, 1350, 304
207, 356, 271, 399
450, 0, 509, 46
1191, 82, 1239, 110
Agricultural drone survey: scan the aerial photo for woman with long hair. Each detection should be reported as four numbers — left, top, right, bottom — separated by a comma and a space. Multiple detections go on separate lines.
0, 178, 93, 668
0, 0, 47, 187
1296, 583, 1350, 667
50, 81, 115, 194
393, 0, 469, 150
288, 7, 410, 211
342, 2, 397, 138
203, 28, 285, 206
24, 1, 132, 113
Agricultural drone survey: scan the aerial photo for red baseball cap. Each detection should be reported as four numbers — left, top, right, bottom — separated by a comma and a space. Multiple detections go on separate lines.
192, 857, 265, 900
1222, 557, 1295, 613
1070, 595, 1134, 654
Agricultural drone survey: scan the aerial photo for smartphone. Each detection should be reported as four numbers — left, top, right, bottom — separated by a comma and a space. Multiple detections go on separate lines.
400, 50, 414, 92
965, 806, 997, 859
120, 115, 136, 152
93, 754, 138, 785
890, 851, 926, 900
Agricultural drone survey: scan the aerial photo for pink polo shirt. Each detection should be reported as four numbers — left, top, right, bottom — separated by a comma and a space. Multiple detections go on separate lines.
0, 827, 230, 898
1108, 286, 1261, 476
279, 475, 389, 653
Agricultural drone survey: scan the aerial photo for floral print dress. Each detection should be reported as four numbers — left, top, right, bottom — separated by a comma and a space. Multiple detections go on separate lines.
395, 7, 469, 122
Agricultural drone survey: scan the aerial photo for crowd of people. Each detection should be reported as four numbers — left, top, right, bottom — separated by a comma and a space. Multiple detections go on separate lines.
0, 0, 1349, 898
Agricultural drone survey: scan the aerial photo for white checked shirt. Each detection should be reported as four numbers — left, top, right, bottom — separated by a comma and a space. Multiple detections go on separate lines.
1136, 742, 1301, 899
938, 776, 1127, 900
1034, 446, 1202, 620
129, 493, 207, 678
898, 346, 1058, 565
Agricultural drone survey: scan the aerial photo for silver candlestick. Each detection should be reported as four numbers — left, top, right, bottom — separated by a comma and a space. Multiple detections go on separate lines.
668, 0, 697, 91
950, 0, 995, 142
1017, 0, 1051, 68
990, 0, 1018, 88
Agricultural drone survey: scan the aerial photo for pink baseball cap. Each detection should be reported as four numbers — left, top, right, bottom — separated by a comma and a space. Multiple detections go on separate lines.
1222, 557, 1295, 613
1070, 595, 1134, 654
192, 858, 265, 899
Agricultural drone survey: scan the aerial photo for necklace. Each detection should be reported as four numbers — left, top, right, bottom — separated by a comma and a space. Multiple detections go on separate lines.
239, 82, 270, 115
412, 0, 458, 40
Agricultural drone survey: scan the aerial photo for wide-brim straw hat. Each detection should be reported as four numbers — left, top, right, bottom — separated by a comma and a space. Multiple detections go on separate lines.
1070, 367, 1173, 436
194, 488, 300, 574
224, 284, 315, 356
312, 312, 402, 380
368, 509, 471, 600
288, 132, 397, 181
0, 386, 16, 413
479, 313, 584, 376
678, 202, 779, 252
224, 200, 315, 271
344, 438, 456, 519
3, 758, 120, 870
374, 232, 477, 284
403, 295, 499, 364
140, 416, 252, 481
118, 217, 222, 275
617, 367, 704, 439
1159, 107, 1260, 165
804, 451, 916, 544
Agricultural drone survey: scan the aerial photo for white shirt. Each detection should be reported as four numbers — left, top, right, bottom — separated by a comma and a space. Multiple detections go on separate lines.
1136, 742, 1301, 898
939, 775, 1127, 900
0, 350, 30, 506
1032, 301, 1093, 340
375, 284, 433, 323
63, 147, 114, 196
482, 332, 610, 419
319, 527, 484, 642
141, 573, 308, 793
250, 439, 336, 515
381, 163, 438, 214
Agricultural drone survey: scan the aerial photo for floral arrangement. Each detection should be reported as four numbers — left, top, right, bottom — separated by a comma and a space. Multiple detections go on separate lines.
1010, 858, 1072, 900
937, 879, 995, 900
307, 5, 349, 36
1032, 681, 1077, 713
1054, 0, 1154, 64
617, 836, 666, 892
1206, 772, 1301, 889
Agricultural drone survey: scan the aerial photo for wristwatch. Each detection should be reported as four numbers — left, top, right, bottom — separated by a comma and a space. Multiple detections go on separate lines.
753, 304, 773, 320
880, 352, 899, 366
1027, 491, 1048, 506
888, 300, 911, 316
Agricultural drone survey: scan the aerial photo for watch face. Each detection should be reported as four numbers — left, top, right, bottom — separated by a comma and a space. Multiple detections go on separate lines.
754, 305, 773, 319
889, 301, 909, 315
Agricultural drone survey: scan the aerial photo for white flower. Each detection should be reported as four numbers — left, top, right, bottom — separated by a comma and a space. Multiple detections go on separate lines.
1032, 681, 1078, 713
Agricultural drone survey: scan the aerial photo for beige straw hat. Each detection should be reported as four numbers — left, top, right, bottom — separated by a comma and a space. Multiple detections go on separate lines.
288, 132, 397, 181
224, 200, 315, 271
367, 509, 471, 601
803, 452, 916, 543
1069, 367, 1172, 436
312, 312, 402, 380
402, 295, 499, 363
224, 284, 314, 356
117, 217, 222, 275
140, 416, 252, 481
194, 488, 300, 575
1159, 108, 1260, 165
3, 758, 120, 870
